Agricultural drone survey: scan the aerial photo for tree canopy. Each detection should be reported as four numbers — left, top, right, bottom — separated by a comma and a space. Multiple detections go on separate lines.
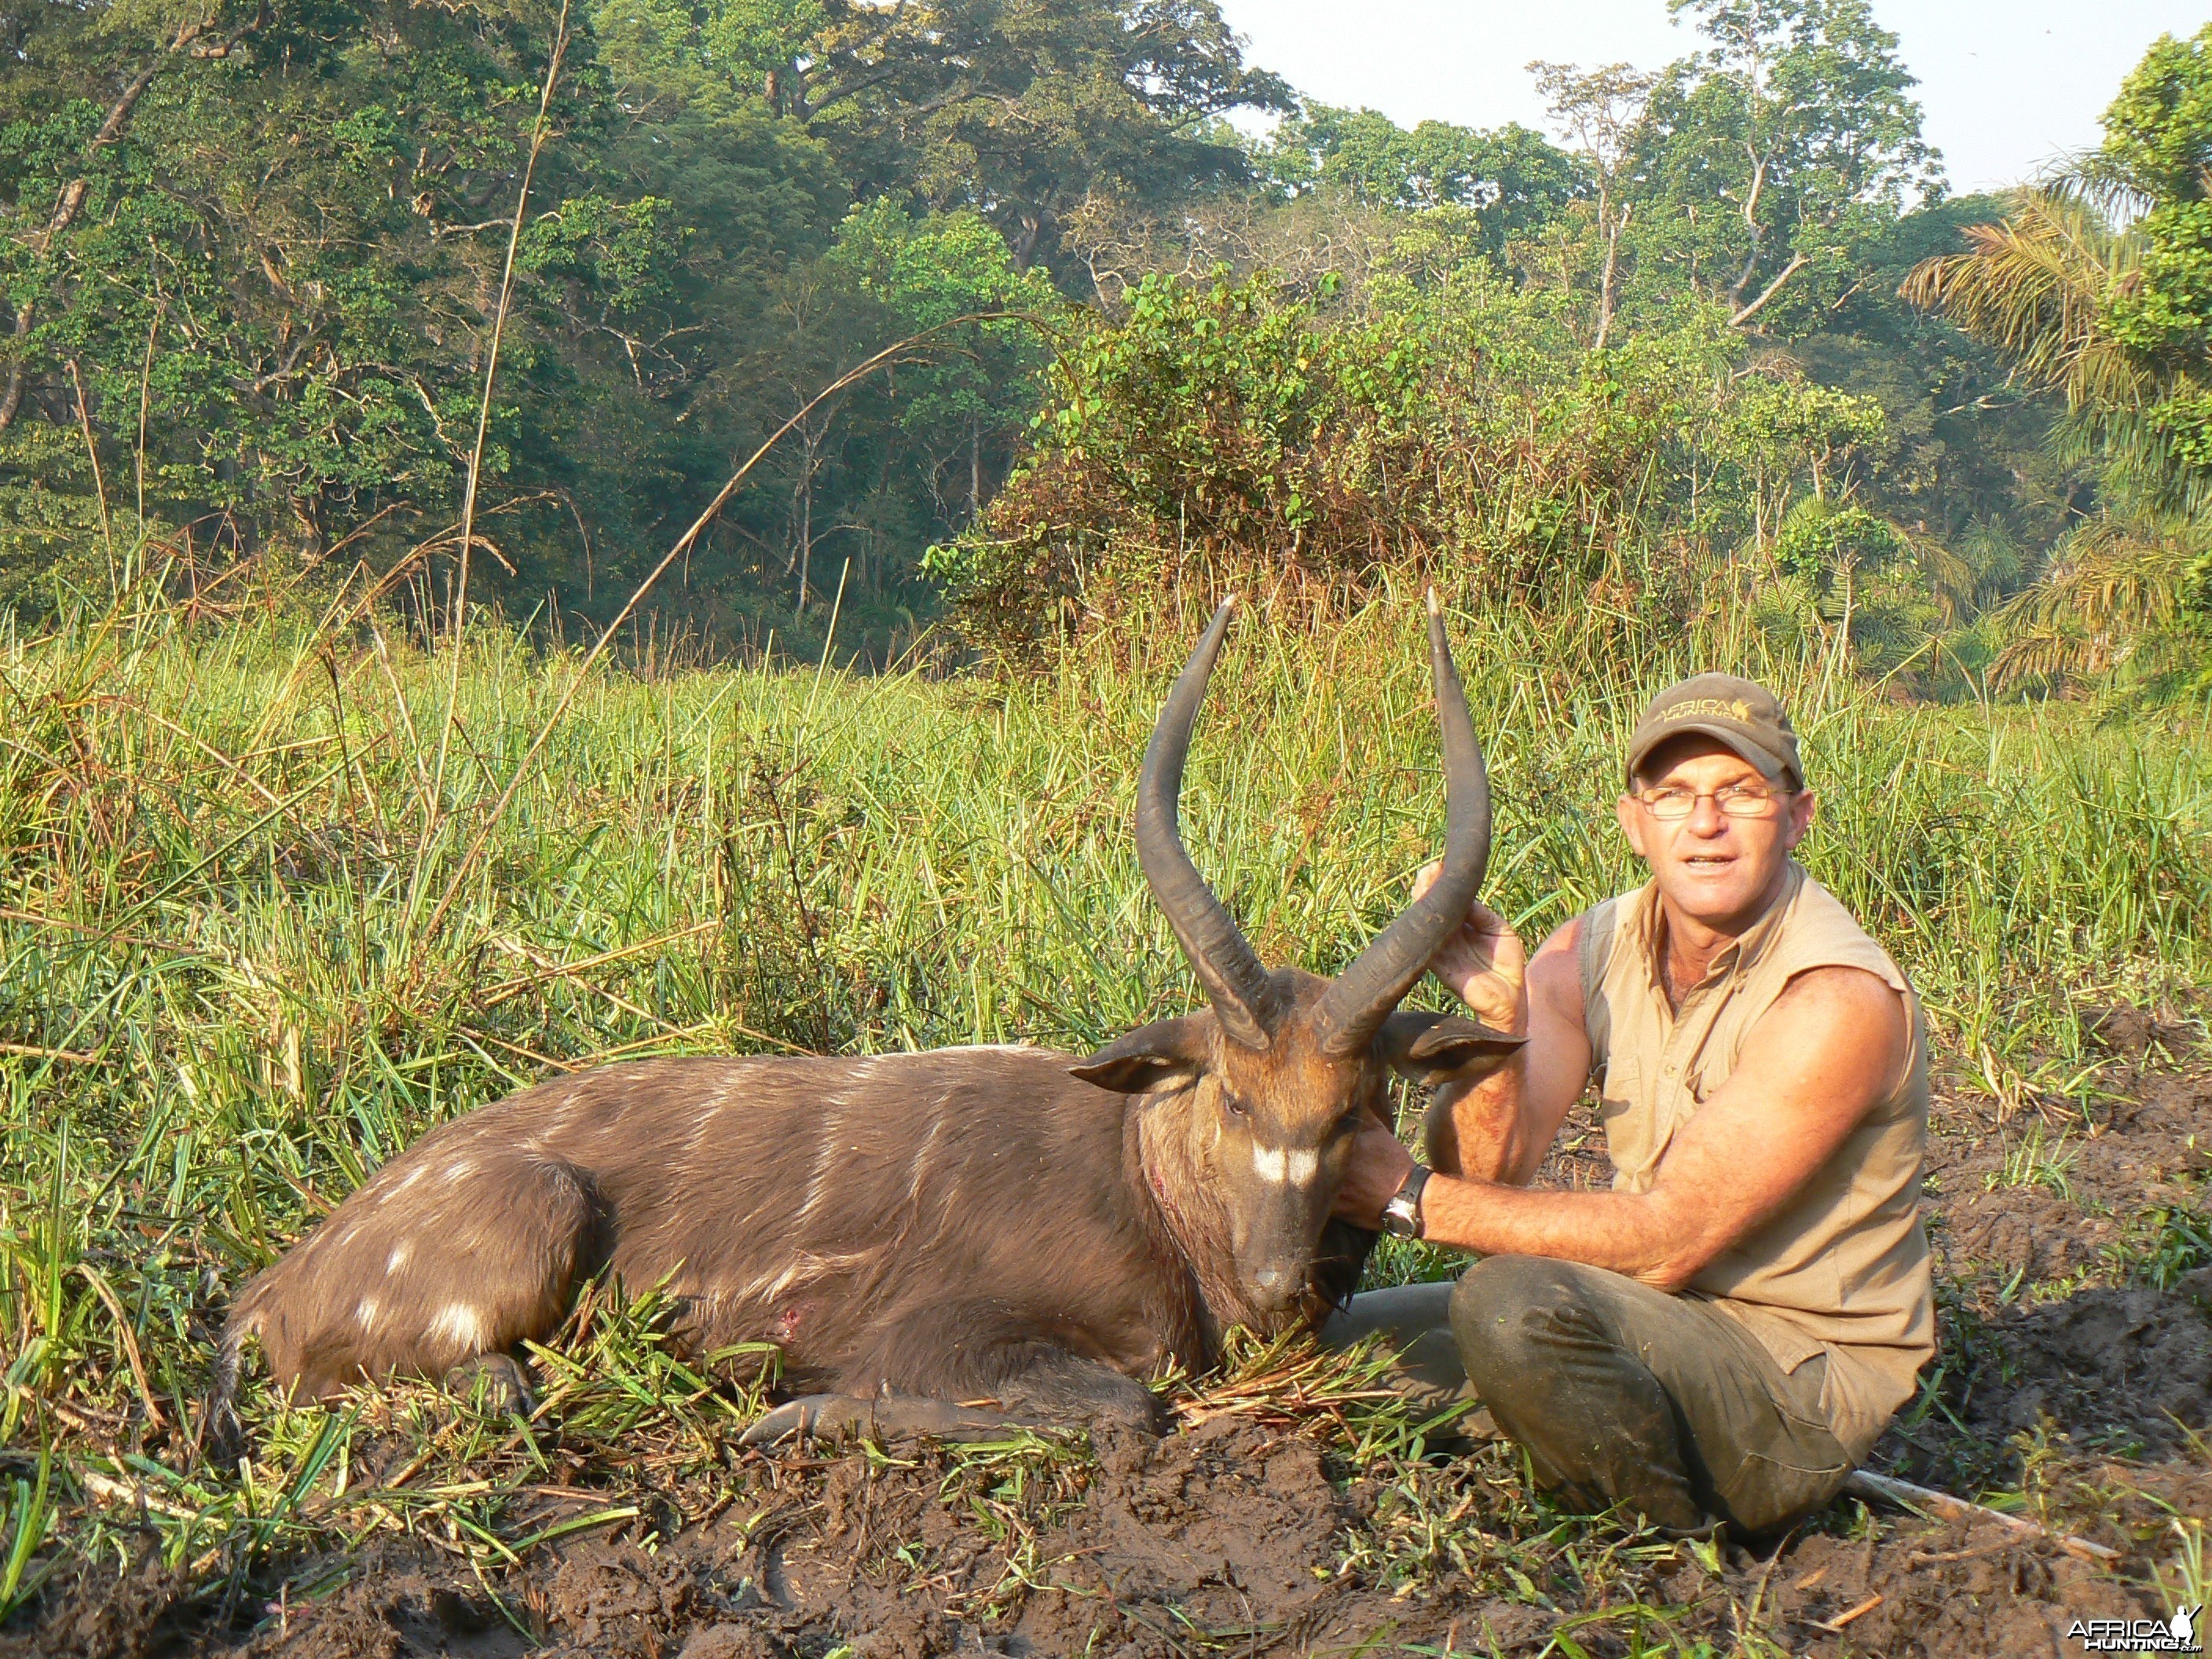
0, 0, 2200, 691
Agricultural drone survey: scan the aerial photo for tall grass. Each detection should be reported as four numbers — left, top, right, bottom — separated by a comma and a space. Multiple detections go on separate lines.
0, 582, 2207, 1599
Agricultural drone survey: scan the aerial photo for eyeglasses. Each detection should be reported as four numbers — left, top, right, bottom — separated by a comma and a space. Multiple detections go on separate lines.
1631, 784, 1795, 820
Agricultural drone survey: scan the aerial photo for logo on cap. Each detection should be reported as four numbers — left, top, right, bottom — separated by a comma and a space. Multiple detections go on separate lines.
1661, 697, 1756, 725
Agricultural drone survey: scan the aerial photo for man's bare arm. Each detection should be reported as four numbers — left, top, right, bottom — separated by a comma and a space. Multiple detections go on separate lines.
1426, 916, 1591, 1184
1346, 965, 1909, 1287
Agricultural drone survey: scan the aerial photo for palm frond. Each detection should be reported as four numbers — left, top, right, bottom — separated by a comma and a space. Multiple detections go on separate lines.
1988, 511, 2206, 690
1899, 185, 2149, 415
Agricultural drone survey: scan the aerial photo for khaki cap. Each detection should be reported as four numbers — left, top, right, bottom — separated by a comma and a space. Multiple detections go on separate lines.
1625, 673, 1803, 789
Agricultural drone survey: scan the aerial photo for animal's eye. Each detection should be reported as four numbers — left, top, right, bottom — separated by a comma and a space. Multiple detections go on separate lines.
1224, 1095, 1251, 1117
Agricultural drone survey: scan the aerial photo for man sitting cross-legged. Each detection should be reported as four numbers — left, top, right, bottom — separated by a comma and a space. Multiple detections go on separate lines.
1330, 673, 1933, 1538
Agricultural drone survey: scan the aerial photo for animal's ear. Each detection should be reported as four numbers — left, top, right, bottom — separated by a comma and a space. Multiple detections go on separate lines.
1375, 1009, 1525, 1086
1070, 1016, 1210, 1095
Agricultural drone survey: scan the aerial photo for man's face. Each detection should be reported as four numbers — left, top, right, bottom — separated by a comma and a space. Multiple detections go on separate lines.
1614, 735, 1815, 931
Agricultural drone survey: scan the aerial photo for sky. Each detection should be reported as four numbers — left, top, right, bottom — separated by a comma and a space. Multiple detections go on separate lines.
1214, 1, 2212, 195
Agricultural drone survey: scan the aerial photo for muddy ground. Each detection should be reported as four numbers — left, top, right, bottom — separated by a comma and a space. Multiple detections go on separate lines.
11, 1018, 2211, 1659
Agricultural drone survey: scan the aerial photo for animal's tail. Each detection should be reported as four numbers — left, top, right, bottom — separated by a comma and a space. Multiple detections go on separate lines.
204, 1320, 248, 1470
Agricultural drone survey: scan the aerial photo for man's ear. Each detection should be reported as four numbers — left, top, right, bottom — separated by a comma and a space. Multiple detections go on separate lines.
1782, 787, 1818, 851
1069, 1015, 1211, 1095
1615, 792, 1650, 860
1375, 1009, 1525, 1086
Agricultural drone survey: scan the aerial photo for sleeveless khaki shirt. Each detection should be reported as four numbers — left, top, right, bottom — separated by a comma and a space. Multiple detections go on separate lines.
1577, 862, 1935, 1458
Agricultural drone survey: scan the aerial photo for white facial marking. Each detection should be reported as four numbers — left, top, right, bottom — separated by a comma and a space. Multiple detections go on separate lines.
1250, 1144, 1317, 1185
428, 1302, 489, 1352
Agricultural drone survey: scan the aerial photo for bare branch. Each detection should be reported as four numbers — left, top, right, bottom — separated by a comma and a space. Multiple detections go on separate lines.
1730, 252, 1810, 328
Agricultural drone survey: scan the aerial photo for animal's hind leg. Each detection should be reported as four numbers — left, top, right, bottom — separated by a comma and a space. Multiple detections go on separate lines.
236, 1152, 600, 1401
370, 1155, 601, 1386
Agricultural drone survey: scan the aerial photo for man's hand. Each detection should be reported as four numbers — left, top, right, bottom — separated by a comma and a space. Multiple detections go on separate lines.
1413, 860, 1528, 1035
1404, 965, 1909, 1287
1334, 1121, 1417, 1229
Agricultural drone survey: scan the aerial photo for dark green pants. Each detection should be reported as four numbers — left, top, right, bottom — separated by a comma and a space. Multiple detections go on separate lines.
1324, 1256, 1852, 1535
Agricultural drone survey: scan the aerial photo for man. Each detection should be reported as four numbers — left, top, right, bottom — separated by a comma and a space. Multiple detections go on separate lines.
1331, 672, 1933, 1537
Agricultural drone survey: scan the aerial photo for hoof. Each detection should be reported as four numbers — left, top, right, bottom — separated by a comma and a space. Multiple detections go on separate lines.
741, 1393, 854, 1446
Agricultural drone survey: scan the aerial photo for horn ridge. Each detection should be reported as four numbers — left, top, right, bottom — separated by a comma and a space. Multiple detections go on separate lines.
1135, 598, 1282, 1050
1312, 596, 1492, 1059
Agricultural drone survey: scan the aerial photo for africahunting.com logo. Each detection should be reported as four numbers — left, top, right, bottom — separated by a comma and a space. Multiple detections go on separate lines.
2069, 1606, 2200, 1653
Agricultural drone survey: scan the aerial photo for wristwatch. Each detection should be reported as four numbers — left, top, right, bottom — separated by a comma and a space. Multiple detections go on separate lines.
1380, 1163, 1430, 1239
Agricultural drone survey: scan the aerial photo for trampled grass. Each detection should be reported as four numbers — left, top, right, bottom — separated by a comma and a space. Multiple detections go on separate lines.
0, 578, 2208, 1638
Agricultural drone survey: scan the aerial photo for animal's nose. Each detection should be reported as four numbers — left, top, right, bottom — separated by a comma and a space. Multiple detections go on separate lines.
1251, 1267, 1285, 1292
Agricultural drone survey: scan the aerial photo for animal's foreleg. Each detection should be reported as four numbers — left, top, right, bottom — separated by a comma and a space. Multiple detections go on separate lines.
987, 1344, 1166, 1434
740, 1349, 1163, 1448
877, 1307, 1167, 1432
204, 1325, 248, 1470
744, 1305, 1170, 1447
740, 1391, 1013, 1446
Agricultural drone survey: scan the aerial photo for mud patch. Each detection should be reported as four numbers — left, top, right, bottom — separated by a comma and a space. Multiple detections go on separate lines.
242, 1555, 528, 1659
1927, 1053, 2211, 1291
1750, 1522, 2152, 1657
1886, 1055, 2212, 1493
1957, 1277, 2212, 1457
0, 1555, 195, 1659
68, 1424, 2170, 1659
709, 1422, 1360, 1654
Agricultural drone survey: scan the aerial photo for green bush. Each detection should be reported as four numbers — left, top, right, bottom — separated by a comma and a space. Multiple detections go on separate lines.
936, 261, 1906, 664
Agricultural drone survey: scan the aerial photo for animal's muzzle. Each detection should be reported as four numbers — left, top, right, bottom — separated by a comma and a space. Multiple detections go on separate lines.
1240, 1258, 1306, 1311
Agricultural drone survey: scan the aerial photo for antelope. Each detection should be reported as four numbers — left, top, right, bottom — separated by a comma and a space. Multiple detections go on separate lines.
211, 596, 1517, 1451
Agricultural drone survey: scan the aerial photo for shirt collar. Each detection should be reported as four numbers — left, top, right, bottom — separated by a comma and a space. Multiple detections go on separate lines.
1630, 859, 1805, 993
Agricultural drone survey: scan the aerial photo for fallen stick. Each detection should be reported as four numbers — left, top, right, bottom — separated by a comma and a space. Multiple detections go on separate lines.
82, 1469, 202, 1522
1842, 1469, 2119, 1565
0, 1040, 110, 1065
1813, 1591, 1884, 1632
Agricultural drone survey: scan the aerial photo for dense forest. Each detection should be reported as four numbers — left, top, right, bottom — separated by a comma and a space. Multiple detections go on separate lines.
1, 0, 2207, 690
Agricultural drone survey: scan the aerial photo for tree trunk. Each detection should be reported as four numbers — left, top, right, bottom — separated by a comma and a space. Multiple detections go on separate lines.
969, 419, 981, 521
797, 419, 819, 611
1725, 152, 1771, 313
1595, 198, 1631, 352
798, 474, 812, 611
